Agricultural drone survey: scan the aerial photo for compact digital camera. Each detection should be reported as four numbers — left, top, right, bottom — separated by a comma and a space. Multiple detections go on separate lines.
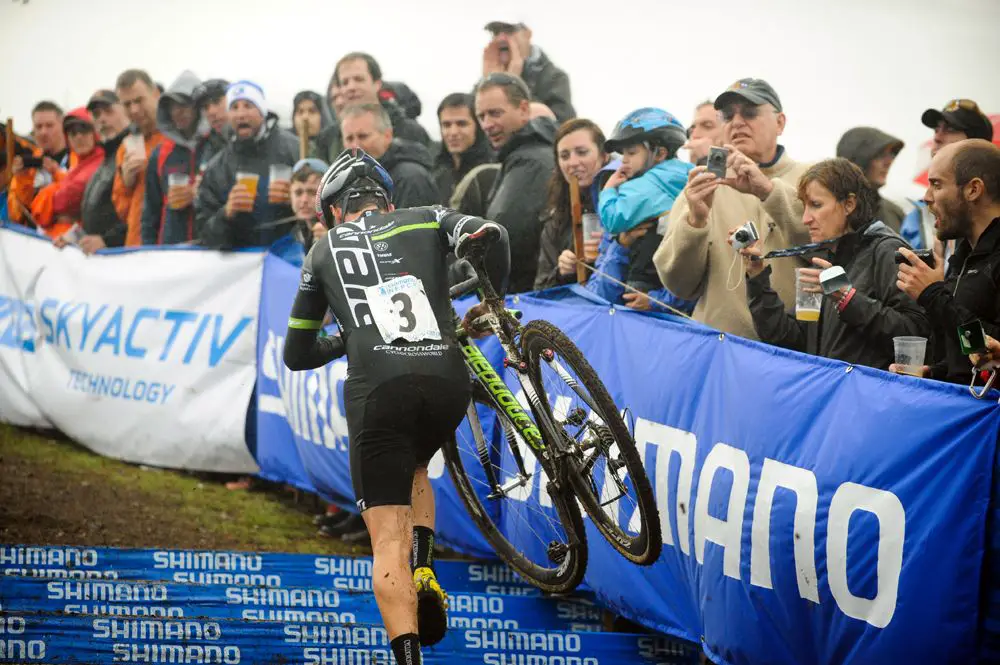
730, 221, 760, 250
894, 248, 936, 269
706, 146, 729, 179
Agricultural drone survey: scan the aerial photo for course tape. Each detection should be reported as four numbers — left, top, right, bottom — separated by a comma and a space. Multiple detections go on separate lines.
0, 575, 603, 633
0, 545, 544, 596
0, 612, 701, 665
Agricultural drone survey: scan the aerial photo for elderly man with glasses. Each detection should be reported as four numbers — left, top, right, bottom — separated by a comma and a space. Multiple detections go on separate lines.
653, 78, 811, 339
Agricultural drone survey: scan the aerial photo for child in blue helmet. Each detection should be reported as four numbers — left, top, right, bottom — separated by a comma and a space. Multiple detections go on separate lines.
588, 107, 695, 314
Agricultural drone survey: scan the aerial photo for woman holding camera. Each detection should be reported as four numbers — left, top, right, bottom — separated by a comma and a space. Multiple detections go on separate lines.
736, 158, 931, 369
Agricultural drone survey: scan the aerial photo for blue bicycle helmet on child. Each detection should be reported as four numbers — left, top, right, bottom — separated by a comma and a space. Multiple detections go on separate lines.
604, 107, 687, 156
315, 148, 395, 227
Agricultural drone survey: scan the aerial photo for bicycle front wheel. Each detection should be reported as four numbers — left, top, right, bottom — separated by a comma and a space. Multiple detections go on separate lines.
442, 390, 587, 594
521, 319, 662, 566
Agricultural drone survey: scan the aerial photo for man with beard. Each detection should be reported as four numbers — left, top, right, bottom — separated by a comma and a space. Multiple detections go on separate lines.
894, 139, 1000, 384
197, 80, 299, 249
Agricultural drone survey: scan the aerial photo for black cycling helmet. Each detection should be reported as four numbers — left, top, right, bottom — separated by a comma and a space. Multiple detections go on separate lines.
315, 148, 395, 227
604, 107, 687, 155
192, 79, 230, 108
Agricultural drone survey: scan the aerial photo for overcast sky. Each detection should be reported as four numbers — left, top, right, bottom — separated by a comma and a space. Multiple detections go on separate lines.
2, 0, 998, 202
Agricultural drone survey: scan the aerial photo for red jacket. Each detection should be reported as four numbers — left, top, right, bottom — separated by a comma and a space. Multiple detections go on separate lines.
31, 107, 104, 238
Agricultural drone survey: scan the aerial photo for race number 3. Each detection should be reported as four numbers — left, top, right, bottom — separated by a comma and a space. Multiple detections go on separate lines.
364, 275, 441, 343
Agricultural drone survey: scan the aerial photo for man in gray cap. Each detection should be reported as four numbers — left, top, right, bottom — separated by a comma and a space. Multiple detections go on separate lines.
482, 19, 575, 123
654, 77, 810, 339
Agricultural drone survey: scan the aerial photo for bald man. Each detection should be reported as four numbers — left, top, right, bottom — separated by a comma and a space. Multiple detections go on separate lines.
892, 139, 1000, 383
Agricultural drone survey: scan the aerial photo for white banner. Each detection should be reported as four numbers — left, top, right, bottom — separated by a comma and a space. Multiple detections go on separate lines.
0, 226, 262, 473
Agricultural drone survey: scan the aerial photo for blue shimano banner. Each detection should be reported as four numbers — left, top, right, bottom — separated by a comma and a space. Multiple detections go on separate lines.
0, 612, 697, 665
254, 254, 1000, 664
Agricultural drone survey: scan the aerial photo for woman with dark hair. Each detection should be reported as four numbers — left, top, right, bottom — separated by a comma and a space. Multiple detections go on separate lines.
291, 91, 335, 159
738, 157, 931, 369
535, 118, 609, 290
433, 92, 495, 209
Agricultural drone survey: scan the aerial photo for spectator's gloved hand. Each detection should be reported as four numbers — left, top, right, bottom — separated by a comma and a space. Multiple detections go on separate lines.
896, 246, 945, 300
225, 183, 255, 219
684, 166, 721, 228
728, 229, 766, 278
721, 144, 774, 201
461, 303, 494, 339
971, 335, 1000, 371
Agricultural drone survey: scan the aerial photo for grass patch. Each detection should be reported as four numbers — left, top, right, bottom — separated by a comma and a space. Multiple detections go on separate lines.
0, 424, 363, 555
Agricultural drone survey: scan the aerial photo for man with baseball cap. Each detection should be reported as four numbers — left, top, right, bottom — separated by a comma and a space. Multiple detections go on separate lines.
902, 98, 994, 251
655, 77, 811, 340
196, 79, 299, 249
69, 90, 131, 253
482, 19, 575, 123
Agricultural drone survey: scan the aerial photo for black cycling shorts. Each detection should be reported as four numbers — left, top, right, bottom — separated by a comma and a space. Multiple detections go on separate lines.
345, 372, 471, 511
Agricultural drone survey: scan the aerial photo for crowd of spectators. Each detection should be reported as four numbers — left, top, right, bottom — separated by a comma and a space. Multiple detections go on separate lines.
2, 18, 1000, 541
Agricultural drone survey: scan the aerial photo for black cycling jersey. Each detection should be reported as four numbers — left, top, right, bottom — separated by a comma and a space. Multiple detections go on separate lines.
283, 205, 509, 378
282, 205, 510, 510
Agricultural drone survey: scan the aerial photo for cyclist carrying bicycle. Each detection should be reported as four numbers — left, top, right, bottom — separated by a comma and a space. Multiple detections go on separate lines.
282, 148, 509, 663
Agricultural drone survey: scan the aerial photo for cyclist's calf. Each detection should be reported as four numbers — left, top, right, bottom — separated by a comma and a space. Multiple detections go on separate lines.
363, 505, 418, 638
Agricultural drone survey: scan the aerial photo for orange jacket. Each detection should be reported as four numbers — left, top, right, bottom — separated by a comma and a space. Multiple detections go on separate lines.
7, 143, 45, 224
111, 130, 164, 246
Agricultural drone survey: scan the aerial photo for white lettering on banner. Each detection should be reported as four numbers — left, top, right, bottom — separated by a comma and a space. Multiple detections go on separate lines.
464, 630, 582, 652
642, 420, 695, 555
450, 594, 504, 615
47, 580, 168, 602
638, 636, 693, 659
92, 618, 222, 641
1, 616, 25, 633
556, 601, 601, 622
2, 567, 118, 580
242, 609, 356, 623
260, 332, 349, 453
172, 572, 281, 587
64, 604, 183, 618
303, 647, 392, 665
111, 644, 241, 663
483, 657, 599, 665
827, 483, 905, 628
515, 416, 906, 629
0, 295, 38, 352
450, 617, 519, 630
750, 459, 820, 602
694, 443, 750, 580
153, 551, 262, 571
224, 587, 340, 608
0, 546, 98, 567
0, 640, 45, 661
284, 624, 389, 645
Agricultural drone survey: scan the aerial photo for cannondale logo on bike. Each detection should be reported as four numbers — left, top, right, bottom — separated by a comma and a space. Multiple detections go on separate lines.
461, 344, 543, 449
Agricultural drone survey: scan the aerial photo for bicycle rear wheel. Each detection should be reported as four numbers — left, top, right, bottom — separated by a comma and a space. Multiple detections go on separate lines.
442, 389, 587, 594
521, 319, 662, 566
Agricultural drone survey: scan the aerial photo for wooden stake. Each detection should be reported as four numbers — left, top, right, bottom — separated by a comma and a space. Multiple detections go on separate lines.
568, 176, 586, 284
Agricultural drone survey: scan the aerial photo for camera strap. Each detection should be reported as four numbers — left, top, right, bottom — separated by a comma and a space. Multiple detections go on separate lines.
762, 238, 838, 260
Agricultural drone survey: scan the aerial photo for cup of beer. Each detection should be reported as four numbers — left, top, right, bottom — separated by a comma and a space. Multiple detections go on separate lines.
795, 268, 823, 322
124, 133, 145, 158
235, 171, 260, 199
268, 164, 292, 204
167, 172, 189, 209
581, 213, 602, 262
893, 337, 928, 376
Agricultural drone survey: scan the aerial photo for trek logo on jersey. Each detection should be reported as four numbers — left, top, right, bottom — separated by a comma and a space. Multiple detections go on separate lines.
329, 219, 383, 327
